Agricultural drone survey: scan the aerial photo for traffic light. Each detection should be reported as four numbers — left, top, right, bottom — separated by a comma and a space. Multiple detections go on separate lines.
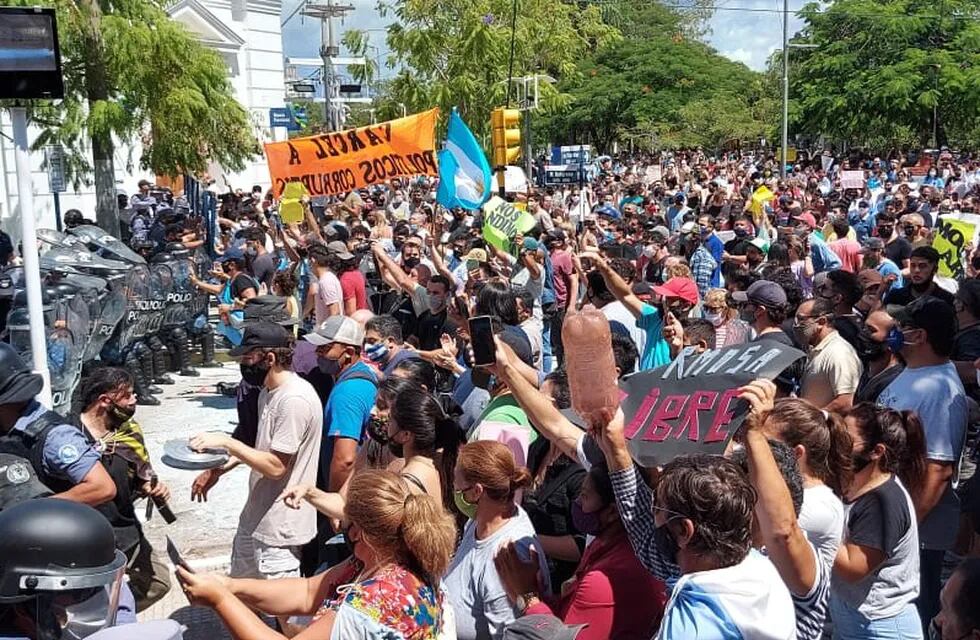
491, 107, 521, 167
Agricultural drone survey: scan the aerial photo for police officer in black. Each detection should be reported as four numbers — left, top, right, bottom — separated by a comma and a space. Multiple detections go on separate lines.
0, 344, 115, 506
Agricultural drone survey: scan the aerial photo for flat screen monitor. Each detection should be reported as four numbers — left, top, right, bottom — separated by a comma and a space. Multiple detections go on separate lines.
0, 7, 64, 99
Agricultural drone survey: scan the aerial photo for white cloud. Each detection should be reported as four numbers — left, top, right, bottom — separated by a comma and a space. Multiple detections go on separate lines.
705, 0, 806, 71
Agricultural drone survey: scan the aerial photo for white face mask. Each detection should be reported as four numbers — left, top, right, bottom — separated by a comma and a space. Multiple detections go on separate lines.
643, 246, 656, 259
704, 310, 725, 327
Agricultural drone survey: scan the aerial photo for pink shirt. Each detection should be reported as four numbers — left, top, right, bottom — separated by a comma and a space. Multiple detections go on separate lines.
339, 270, 369, 311
313, 271, 343, 324
828, 238, 863, 273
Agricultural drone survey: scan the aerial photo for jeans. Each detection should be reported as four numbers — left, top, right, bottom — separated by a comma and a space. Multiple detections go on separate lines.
916, 548, 945, 634
548, 306, 567, 369
830, 596, 923, 640
541, 322, 554, 373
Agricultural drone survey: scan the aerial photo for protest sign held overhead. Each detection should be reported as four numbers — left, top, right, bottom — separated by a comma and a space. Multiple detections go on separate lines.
933, 213, 980, 278
264, 109, 440, 198
618, 339, 805, 467
840, 170, 865, 190
482, 196, 536, 251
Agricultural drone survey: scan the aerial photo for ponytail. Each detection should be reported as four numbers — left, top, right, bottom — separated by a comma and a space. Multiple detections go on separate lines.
893, 410, 927, 492
435, 415, 463, 511
845, 403, 927, 492
510, 466, 531, 494
769, 399, 853, 497
823, 412, 854, 496
400, 492, 457, 582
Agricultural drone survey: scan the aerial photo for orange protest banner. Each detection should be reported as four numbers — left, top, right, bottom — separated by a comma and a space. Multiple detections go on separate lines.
264, 108, 440, 198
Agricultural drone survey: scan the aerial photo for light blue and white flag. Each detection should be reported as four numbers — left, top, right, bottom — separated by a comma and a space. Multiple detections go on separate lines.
436, 109, 492, 210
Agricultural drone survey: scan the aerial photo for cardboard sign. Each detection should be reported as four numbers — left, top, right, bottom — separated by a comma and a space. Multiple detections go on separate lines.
618, 340, 805, 467
646, 165, 663, 183
933, 213, 980, 278
749, 185, 774, 223
840, 170, 865, 190
264, 109, 440, 198
482, 196, 536, 251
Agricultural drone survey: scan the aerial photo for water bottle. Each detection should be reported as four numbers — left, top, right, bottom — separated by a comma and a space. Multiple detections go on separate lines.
562, 306, 619, 426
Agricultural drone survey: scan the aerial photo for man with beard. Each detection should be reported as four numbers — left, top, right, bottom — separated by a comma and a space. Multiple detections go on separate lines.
76, 367, 172, 610
732, 280, 793, 345
883, 246, 955, 307
858, 237, 904, 291
853, 309, 905, 403
795, 296, 862, 412
813, 269, 863, 351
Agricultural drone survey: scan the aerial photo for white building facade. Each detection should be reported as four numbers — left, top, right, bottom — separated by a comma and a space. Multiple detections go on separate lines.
0, 0, 287, 241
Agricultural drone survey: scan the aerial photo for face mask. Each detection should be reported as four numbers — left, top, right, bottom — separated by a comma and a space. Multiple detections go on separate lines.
739, 306, 756, 324
240, 360, 270, 386
699, 226, 711, 238
643, 246, 656, 259
704, 310, 725, 327
653, 519, 680, 565
364, 342, 389, 363
403, 257, 420, 269
856, 329, 888, 362
318, 356, 341, 376
571, 499, 603, 536
454, 489, 478, 519
367, 415, 389, 444
851, 443, 874, 474
878, 226, 894, 237
387, 436, 405, 458
428, 294, 446, 313
108, 402, 136, 428
734, 227, 749, 238
886, 326, 906, 353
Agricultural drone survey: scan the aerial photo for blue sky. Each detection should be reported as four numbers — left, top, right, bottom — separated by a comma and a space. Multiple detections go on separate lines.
280, 0, 806, 77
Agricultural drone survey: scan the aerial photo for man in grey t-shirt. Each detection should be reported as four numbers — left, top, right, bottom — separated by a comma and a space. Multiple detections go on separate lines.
190, 323, 322, 582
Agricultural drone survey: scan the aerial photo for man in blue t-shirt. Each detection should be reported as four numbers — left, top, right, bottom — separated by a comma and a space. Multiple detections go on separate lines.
303, 315, 377, 568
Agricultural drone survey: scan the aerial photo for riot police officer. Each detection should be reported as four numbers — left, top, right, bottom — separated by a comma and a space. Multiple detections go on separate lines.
0, 344, 115, 505
0, 498, 134, 638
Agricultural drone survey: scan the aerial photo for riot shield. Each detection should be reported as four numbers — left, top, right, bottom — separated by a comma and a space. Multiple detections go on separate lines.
68, 225, 147, 265
103, 264, 155, 356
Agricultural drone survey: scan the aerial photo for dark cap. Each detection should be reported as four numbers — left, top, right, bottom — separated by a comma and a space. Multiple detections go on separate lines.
138, 179, 151, 188
243, 295, 298, 326
887, 296, 956, 337
545, 229, 566, 244
217, 247, 246, 263
0, 344, 44, 405
731, 280, 787, 308
230, 322, 293, 356
860, 237, 885, 252
503, 615, 585, 640
857, 269, 883, 289
0, 453, 52, 511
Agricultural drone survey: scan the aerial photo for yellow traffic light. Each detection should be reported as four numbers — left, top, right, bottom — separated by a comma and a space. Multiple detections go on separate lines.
491, 107, 521, 167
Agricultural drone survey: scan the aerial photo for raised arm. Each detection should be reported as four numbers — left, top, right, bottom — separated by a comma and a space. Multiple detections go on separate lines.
371, 243, 416, 294
591, 251, 646, 319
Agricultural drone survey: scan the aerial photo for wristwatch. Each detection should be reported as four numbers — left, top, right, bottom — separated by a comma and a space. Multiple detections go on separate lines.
516, 591, 540, 614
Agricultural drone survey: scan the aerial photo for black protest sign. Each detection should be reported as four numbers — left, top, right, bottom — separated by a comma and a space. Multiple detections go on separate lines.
618, 339, 805, 467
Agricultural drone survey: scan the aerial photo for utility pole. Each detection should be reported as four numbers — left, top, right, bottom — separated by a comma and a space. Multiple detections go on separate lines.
304, 0, 354, 131
780, 0, 789, 178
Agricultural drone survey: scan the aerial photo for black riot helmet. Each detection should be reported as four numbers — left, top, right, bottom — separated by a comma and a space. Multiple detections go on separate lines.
0, 343, 43, 406
150, 252, 173, 265
63, 210, 85, 229
0, 499, 127, 639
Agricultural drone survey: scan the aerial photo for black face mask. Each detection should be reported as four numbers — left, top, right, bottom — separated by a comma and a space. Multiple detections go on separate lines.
367, 415, 389, 444
387, 438, 405, 459
852, 443, 874, 474
108, 402, 136, 428
403, 257, 420, 269
240, 360, 270, 386
856, 329, 888, 362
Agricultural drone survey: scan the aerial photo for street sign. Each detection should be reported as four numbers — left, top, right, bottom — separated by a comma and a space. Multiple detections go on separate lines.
544, 164, 583, 185
339, 83, 361, 94
291, 83, 316, 94
45, 144, 66, 193
292, 105, 308, 128
550, 144, 591, 166
270, 107, 301, 131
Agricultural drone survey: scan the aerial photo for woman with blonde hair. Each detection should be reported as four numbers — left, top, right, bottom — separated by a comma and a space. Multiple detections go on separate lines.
179, 469, 457, 639
703, 287, 750, 347
444, 440, 551, 640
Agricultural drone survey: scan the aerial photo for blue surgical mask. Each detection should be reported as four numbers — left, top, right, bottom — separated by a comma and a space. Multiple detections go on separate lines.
364, 342, 389, 363
885, 326, 905, 353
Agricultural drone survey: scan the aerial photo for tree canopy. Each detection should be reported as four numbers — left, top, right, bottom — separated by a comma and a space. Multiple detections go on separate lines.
787, 0, 980, 150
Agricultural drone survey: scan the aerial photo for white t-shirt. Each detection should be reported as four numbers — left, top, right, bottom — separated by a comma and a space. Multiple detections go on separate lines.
443, 507, 551, 640
799, 484, 844, 577
878, 362, 968, 550
602, 301, 646, 370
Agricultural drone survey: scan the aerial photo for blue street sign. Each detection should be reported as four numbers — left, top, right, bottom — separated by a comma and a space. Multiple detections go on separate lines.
269, 107, 299, 130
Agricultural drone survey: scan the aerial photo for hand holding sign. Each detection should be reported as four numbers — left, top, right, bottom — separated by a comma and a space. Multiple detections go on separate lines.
737, 379, 777, 432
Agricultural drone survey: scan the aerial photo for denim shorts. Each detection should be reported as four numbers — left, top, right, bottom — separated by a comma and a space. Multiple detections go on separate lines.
830, 596, 923, 640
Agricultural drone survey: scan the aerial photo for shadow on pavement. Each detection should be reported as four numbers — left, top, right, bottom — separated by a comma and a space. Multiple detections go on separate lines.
169, 606, 232, 640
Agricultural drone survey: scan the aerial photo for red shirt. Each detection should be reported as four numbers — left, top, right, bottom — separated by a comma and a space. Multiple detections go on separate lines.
339, 269, 369, 311
828, 238, 863, 273
550, 249, 574, 308
527, 529, 667, 640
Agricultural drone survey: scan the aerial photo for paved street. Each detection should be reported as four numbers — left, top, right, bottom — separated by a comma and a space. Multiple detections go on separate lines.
134, 361, 243, 636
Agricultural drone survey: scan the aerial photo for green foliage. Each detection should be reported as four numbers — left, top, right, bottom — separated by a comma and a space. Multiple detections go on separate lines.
543, 32, 769, 152
356, 0, 620, 137
787, 0, 980, 150
7, 0, 259, 187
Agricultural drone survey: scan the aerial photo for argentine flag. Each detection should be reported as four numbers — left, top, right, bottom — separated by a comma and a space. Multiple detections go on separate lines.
436, 109, 492, 211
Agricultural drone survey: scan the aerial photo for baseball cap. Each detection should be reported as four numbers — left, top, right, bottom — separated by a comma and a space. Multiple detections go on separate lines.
860, 237, 885, 253
0, 453, 52, 511
503, 615, 585, 640
545, 229, 567, 244
463, 248, 489, 264
217, 247, 246, 263
649, 226, 670, 244
303, 315, 365, 347
680, 221, 696, 235
792, 212, 817, 229
230, 321, 293, 355
595, 204, 620, 220
522, 237, 541, 252
748, 237, 769, 253
326, 240, 355, 261
887, 296, 956, 337
731, 280, 787, 308
242, 295, 299, 326
138, 179, 151, 188
652, 277, 699, 306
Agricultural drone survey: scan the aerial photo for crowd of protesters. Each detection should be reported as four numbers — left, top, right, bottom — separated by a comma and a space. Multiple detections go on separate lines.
4, 148, 980, 640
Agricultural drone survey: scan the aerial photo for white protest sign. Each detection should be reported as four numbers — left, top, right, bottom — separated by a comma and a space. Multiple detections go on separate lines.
840, 171, 865, 190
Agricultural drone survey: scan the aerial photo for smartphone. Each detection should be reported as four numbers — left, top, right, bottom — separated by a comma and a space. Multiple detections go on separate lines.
469, 315, 496, 367
166, 535, 195, 573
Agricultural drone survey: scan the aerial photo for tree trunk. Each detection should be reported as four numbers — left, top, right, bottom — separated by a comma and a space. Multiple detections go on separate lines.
78, 0, 120, 237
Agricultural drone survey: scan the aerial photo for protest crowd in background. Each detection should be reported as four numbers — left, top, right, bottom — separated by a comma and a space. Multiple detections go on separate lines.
4, 146, 980, 640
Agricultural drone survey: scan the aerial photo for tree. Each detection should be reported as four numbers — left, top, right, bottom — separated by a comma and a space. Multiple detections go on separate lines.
787, 0, 980, 150
542, 29, 769, 152
347, 0, 620, 139
7, 0, 259, 235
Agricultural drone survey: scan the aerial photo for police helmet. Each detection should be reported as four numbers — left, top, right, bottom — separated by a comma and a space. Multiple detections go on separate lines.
0, 343, 43, 405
